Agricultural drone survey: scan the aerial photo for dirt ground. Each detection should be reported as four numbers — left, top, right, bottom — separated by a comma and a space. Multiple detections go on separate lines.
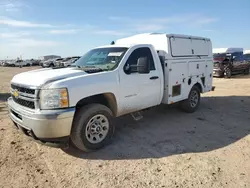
0, 66, 250, 188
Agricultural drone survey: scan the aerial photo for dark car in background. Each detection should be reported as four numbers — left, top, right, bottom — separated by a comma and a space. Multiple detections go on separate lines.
213, 48, 250, 78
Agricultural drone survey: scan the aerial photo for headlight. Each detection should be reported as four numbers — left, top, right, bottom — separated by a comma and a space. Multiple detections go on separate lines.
39, 88, 69, 109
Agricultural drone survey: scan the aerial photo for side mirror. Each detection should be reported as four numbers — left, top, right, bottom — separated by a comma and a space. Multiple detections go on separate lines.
233, 56, 236, 59
137, 57, 150, 74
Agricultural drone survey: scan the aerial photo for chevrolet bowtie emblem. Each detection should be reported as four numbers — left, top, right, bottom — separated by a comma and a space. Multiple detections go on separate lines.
13, 90, 19, 98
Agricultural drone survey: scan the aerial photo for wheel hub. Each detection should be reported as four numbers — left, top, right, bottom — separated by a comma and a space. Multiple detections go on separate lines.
85, 114, 109, 144
190, 90, 198, 108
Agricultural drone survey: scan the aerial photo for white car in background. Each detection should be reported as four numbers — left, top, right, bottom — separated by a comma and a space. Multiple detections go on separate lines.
41, 58, 57, 67
58, 56, 80, 67
14, 60, 33, 67
4, 60, 16, 67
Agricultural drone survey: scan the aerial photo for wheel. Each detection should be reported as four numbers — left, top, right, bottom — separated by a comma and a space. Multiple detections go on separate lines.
49, 63, 54, 67
71, 104, 115, 152
224, 68, 232, 78
26, 63, 30, 66
180, 85, 200, 113
244, 67, 249, 75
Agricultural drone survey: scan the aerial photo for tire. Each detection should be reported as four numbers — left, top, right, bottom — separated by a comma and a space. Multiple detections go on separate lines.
71, 104, 115, 152
244, 67, 250, 75
49, 63, 54, 67
180, 85, 200, 113
224, 68, 232, 78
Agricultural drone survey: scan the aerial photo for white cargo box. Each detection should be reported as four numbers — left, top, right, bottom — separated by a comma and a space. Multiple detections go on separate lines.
116, 33, 212, 59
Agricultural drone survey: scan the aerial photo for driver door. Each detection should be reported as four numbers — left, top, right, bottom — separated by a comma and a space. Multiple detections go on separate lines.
118, 47, 162, 115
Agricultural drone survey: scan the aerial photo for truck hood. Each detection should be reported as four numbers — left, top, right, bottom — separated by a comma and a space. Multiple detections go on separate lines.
11, 67, 85, 87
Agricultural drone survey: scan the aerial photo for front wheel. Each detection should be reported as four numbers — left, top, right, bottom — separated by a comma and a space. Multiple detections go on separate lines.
244, 67, 250, 75
71, 104, 115, 152
180, 86, 201, 113
224, 68, 232, 78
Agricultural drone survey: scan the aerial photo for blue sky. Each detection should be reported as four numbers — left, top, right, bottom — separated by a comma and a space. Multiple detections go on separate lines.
0, 0, 250, 59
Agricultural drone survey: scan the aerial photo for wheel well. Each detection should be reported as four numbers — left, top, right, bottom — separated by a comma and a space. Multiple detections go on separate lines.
75, 93, 117, 116
194, 83, 202, 93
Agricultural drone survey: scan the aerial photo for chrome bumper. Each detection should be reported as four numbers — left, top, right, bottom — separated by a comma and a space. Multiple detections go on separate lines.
213, 68, 223, 77
8, 97, 75, 140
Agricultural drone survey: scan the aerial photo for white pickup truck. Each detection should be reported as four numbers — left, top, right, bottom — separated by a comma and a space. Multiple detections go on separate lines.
8, 33, 214, 152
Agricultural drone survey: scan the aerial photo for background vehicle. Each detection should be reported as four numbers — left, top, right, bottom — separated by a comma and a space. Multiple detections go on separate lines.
14, 60, 33, 67
244, 50, 250, 62
53, 58, 64, 67
30, 59, 41, 66
39, 55, 61, 61
213, 48, 250, 78
58, 56, 80, 67
8, 33, 214, 152
41, 58, 58, 67
3, 60, 16, 67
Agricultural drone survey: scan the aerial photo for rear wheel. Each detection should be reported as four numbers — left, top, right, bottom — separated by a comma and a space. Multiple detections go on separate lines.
49, 63, 54, 67
180, 86, 201, 113
71, 104, 115, 152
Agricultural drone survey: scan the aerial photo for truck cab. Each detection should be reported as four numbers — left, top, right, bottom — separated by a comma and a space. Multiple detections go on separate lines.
8, 33, 214, 152
213, 48, 250, 78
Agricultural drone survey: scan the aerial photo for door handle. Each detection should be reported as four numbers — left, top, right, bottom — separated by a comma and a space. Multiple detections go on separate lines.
150, 76, 159, 80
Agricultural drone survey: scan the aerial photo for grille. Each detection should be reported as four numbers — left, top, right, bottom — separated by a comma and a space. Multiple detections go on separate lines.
12, 95, 35, 109
11, 84, 36, 109
11, 84, 35, 95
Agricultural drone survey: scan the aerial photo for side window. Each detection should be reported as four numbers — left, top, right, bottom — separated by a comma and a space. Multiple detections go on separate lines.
232, 52, 243, 62
124, 47, 155, 73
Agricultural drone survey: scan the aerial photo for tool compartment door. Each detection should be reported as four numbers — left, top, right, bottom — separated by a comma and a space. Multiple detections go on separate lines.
168, 61, 188, 103
188, 61, 206, 77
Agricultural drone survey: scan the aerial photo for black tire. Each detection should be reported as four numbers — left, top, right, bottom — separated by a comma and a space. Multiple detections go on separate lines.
71, 104, 114, 152
49, 63, 54, 67
27, 63, 30, 67
244, 67, 249, 75
217, 72, 224, 78
180, 85, 201, 113
224, 68, 232, 78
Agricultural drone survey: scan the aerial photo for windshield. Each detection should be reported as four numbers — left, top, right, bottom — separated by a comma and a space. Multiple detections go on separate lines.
73, 47, 128, 71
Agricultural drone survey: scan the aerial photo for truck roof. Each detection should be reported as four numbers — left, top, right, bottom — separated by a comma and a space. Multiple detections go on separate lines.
116, 33, 210, 41
213, 48, 243, 54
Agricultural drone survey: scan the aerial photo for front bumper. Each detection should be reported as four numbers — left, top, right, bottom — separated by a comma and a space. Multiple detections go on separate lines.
8, 97, 75, 144
42, 64, 50, 68
213, 68, 224, 77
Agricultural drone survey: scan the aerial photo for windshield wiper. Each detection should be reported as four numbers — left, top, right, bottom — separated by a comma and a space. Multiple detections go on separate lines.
75, 66, 104, 73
